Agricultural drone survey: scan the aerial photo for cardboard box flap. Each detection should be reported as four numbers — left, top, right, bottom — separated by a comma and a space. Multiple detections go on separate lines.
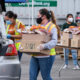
22, 33, 51, 42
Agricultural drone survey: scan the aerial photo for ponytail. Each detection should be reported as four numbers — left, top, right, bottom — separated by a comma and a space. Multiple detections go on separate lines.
50, 11, 56, 24
50, 11, 61, 40
14, 14, 17, 19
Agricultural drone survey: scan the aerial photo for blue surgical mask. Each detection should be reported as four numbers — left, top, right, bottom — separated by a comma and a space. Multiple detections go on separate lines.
6, 20, 12, 25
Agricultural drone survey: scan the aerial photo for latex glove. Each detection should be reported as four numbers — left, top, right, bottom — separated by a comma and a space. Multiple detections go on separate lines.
7, 34, 12, 39
37, 44, 45, 50
17, 29, 21, 33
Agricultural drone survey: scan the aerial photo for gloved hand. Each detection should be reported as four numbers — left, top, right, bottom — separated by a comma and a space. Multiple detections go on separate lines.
37, 44, 45, 50
17, 29, 21, 33
7, 34, 12, 39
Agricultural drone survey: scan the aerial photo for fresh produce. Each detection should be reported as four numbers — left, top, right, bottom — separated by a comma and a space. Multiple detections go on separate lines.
69, 26, 75, 29
30, 25, 45, 31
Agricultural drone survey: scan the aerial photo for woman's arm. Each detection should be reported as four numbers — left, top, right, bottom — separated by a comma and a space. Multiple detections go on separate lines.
44, 27, 58, 49
11, 34, 22, 39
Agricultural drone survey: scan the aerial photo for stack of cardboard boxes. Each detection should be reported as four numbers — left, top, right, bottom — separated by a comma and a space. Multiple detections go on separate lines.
61, 28, 80, 59
62, 28, 80, 48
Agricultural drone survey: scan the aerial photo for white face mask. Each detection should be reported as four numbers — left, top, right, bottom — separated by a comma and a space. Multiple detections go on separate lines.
68, 18, 73, 22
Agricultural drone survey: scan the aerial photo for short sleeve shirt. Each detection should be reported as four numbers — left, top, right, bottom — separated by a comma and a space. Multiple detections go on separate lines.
62, 22, 77, 31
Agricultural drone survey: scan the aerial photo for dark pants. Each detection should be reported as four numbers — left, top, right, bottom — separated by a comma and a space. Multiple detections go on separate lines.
18, 51, 22, 80
18, 51, 23, 61
29, 56, 56, 80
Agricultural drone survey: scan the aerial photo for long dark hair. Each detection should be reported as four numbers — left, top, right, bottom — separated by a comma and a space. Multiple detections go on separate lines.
39, 8, 61, 40
5, 11, 17, 19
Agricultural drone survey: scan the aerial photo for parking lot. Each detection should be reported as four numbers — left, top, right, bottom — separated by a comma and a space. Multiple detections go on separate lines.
21, 54, 80, 80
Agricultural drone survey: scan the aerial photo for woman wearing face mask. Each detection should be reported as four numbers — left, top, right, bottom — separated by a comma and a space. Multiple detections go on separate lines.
29, 8, 60, 80
62, 14, 80, 69
4, 11, 25, 61
62, 14, 77, 30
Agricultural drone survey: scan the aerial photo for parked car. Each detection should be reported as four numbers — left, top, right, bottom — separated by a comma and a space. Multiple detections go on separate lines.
0, 32, 21, 80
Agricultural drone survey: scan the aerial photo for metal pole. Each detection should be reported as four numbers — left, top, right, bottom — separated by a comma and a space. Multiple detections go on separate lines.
27, 1, 30, 27
74, 0, 76, 22
32, 0, 34, 25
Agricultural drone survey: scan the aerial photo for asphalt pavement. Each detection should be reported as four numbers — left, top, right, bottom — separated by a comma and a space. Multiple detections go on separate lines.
21, 54, 80, 80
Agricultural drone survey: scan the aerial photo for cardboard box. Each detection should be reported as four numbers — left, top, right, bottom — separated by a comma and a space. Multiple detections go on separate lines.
19, 33, 50, 55
73, 34, 80, 39
61, 32, 72, 47
71, 39, 80, 48
62, 32, 72, 39
61, 38, 71, 46
21, 33, 51, 43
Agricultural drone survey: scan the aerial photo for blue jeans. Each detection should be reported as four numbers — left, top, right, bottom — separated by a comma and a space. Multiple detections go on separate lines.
29, 56, 55, 80
18, 51, 23, 61
64, 48, 78, 66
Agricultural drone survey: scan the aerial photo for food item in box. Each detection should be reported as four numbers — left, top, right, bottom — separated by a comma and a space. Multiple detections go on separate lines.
30, 25, 38, 31
30, 25, 52, 36
72, 30, 80, 34
30, 25, 45, 31
78, 26, 80, 30
69, 26, 75, 28
63, 28, 71, 33
63, 27, 80, 35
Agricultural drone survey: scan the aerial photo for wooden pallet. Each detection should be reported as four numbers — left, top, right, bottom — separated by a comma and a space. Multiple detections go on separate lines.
60, 54, 80, 60
55, 47, 63, 55
60, 54, 72, 59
